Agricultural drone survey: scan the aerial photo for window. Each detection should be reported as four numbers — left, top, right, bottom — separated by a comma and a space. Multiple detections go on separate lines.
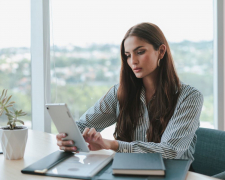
49, 0, 214, 137
0, 0, 31, 128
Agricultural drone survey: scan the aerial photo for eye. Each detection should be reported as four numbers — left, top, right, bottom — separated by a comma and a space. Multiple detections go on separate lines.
125, 54, 131, 58
137, 50, 145, 55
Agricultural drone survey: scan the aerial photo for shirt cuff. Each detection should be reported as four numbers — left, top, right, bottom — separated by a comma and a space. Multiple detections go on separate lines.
116, 140, 133, 153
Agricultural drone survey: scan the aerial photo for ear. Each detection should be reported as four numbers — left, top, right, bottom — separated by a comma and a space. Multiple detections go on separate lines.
158, 44, 166, 59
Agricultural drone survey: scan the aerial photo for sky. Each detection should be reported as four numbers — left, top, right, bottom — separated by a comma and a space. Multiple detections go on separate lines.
0, 0, 213, 48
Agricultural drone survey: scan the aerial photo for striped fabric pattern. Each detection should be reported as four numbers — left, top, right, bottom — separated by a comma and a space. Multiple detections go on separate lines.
76, 82, 204, 162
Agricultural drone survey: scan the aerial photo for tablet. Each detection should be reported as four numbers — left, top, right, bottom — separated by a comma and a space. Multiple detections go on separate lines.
45, 103, 90, 152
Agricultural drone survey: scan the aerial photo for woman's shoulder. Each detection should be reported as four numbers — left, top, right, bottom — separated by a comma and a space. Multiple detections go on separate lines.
103, 83, 119, 99
179, 82, 204, 102
110, 83, 119, 94
114, 83, 120, 90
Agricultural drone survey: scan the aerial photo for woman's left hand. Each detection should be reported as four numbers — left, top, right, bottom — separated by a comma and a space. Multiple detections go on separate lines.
82, 127, 110, 151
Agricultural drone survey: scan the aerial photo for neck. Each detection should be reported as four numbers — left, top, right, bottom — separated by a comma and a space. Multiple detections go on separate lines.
142, 73, 158, 104
142, 72, 158, 94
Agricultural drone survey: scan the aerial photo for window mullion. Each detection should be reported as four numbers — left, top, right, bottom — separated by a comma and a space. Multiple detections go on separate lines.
31, 0, 51, 132
214, 0, 225, 130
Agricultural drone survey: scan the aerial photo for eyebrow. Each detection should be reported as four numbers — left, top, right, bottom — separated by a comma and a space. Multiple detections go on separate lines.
125, 46, 144, 54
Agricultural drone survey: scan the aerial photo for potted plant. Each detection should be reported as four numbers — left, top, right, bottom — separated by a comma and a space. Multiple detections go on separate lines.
0, 89, 28, 160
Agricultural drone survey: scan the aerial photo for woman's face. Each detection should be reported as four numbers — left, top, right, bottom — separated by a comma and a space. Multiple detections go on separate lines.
124, 36, 164, 79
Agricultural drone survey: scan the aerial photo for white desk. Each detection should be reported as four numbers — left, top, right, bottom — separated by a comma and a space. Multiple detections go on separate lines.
0, 130, 220, 180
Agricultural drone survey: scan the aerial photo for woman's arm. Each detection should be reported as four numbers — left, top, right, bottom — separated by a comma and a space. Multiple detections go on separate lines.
83, 89, 203, 157
56, 84, 119, 152
116, 90, 204, 159
76, 84, 119, 133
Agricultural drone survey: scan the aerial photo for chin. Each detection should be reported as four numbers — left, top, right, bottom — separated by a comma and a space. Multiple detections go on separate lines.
135, 74, 144, 79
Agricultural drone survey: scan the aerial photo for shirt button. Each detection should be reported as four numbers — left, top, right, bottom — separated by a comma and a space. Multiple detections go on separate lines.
123, 149, 128, 153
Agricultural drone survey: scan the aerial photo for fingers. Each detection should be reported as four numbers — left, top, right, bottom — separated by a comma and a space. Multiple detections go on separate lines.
83, 127, 102, 142
94, 132, 101, 141
56, 133, 67, 140
83, 127, 90, 138
57, 140, 77, 152
83, 127, 96, 140
56, 133, 77, 152
88, 128, 97, 138
57, 140, 74, 146
60, 146, 77, 152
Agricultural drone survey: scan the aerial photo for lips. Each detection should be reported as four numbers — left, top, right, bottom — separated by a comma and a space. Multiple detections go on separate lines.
133, 68, 142, 72
133, 67, 142, 70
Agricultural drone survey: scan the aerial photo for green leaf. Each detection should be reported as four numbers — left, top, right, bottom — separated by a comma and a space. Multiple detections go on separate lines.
8, 101, 15, 105
1, 97, 7, 104
15, 120, 24, 125
5, 113, 13, 117
1, 90, 8, 103
4, 89, 8, 98
7, 120, 13, 125
0, 89, 5, 100
18, 111, 26, 116
5, 95, 12, 105
8, 117, 13, 121
4, 106, 9, 113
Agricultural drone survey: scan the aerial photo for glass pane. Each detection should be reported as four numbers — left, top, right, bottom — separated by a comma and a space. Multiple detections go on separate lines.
0, 0, 31, 128
50, 0, 214, 138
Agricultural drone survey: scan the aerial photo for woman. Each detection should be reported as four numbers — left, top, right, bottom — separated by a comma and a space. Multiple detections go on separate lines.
56, 22, 203, 162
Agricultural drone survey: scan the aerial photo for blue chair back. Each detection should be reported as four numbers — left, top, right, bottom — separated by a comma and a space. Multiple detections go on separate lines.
192, 128, 225, 176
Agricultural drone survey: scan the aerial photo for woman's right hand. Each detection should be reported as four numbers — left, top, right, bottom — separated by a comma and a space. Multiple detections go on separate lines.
56, 133, 78, 152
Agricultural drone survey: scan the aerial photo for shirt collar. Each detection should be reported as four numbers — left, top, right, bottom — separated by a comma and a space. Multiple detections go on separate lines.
140, 86, 146, 105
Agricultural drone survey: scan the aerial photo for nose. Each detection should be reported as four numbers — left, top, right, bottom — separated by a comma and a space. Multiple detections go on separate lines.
131, 55, 138, 64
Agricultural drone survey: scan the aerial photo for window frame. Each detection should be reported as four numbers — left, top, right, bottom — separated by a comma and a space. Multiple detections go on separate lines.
31, 0, 51, 132
213, 0, 225, 130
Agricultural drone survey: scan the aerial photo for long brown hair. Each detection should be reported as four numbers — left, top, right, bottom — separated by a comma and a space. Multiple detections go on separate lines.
114, 22, 181, 143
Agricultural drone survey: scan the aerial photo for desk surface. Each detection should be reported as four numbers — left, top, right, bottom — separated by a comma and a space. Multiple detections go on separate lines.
0, 129, 219, 180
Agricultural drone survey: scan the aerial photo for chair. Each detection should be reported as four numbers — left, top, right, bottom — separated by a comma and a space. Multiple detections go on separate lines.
192, 128, 225, 179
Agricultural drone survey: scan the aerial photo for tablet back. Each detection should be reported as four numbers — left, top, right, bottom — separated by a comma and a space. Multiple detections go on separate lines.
46, 103, 90, 152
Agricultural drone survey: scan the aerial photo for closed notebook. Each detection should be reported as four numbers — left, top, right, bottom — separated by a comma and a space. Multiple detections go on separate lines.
94, 159, 191, 180
112, 153, 165, 176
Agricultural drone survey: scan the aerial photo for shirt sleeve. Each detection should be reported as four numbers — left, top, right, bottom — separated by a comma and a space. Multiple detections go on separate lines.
76, 84, 118, 133
117, 90, 204, 159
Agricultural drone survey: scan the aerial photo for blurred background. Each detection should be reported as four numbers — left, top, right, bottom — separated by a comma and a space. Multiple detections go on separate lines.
0, 0, 214, 139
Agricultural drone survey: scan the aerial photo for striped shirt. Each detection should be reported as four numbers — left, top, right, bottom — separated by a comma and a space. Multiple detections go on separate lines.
76, 82, 204, 162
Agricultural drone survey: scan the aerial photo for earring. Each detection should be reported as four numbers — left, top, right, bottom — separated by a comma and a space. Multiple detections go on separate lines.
158, 59, 161, 67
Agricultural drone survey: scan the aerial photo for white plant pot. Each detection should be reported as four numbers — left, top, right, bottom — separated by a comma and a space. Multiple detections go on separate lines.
0, 126, 28, 160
